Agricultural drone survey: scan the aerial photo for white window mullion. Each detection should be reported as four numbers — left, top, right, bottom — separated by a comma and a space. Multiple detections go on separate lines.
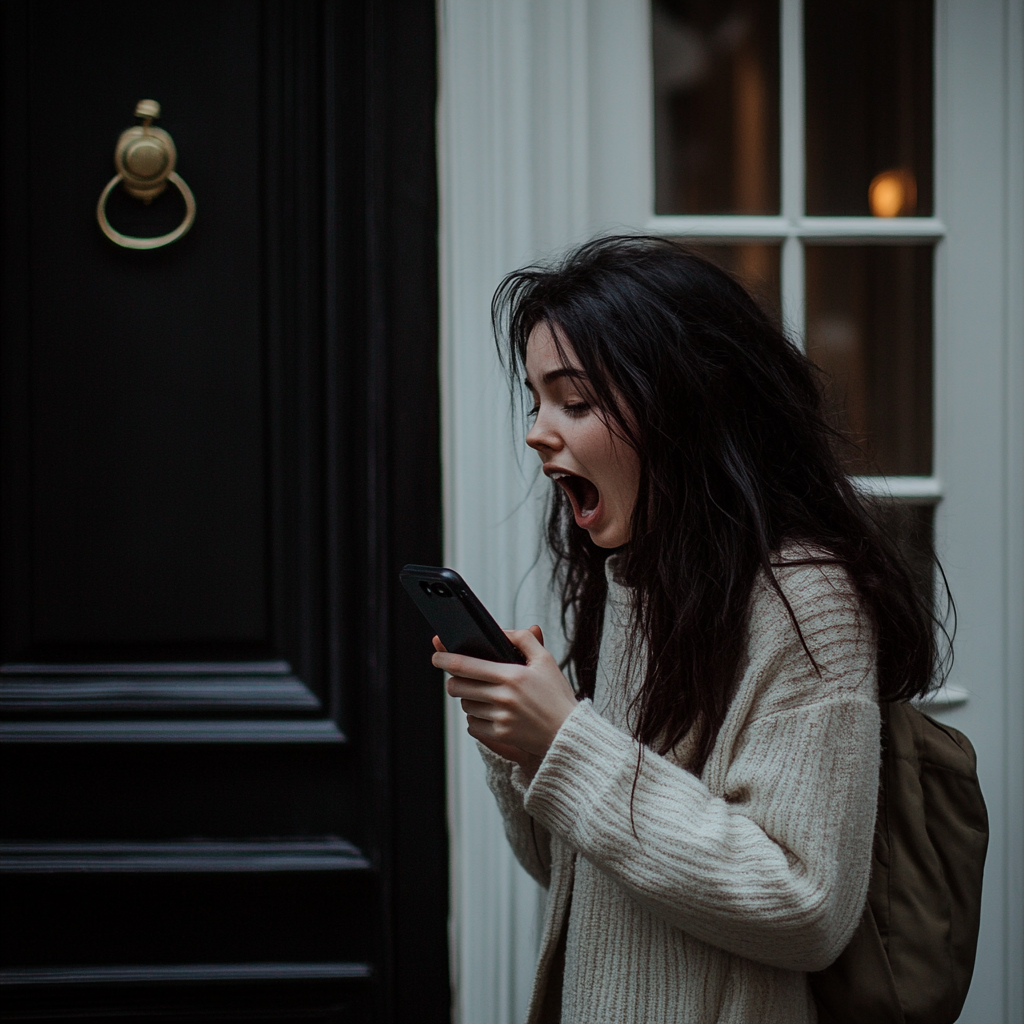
643, 215, 789, 238
850, 476, 944, 502
780, 0, 804, 224
780, 0, 805, 348
780, 236, 804, 349
798, 217, 945, 240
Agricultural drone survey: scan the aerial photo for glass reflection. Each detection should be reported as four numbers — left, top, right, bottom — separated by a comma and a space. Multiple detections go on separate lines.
805, 0, 934, 216
653, 0, 780, 215
868, 169, 918, 218
678, 242, 781, 315
805, 246, 932, 475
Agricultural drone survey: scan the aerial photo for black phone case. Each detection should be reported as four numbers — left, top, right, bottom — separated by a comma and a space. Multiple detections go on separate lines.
399, 565, 526, 665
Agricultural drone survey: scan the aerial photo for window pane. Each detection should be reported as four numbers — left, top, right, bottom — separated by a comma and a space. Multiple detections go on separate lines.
677, 242, 781, 315
870, 501, 937, 605
653, 0, 780, 215
805, 0, 934, 217
805, 245, 932, 475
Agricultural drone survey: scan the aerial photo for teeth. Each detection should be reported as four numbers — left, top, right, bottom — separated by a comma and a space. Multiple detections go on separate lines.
550, 472, 570, 480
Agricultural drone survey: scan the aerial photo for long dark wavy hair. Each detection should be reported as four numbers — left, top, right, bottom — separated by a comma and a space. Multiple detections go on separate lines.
493, 235, 952, 774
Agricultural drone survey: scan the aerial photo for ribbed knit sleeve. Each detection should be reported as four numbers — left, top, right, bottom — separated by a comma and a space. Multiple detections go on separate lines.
521, 561, 880, 973
478, 743, 553, 887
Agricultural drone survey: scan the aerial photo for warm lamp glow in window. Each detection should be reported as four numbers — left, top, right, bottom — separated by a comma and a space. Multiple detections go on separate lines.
868, 168, 918, 217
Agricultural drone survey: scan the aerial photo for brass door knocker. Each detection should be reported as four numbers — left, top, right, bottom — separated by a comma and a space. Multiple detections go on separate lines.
96, 99, 196, 250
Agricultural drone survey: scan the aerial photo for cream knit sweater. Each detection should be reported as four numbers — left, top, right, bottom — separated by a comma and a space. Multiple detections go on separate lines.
480, 553, 880, 1024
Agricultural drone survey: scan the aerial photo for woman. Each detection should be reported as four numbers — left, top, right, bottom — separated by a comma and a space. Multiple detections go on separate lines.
431, 236, 946, 1024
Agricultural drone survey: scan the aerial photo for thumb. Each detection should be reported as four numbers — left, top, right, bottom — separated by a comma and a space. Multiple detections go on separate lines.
504, 627, 546, 661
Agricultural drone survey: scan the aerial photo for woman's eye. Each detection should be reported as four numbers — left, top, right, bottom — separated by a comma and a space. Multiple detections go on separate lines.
527, 400, 590, 420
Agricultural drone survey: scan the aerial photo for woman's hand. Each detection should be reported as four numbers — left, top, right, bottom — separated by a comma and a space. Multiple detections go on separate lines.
433, 626, 578, 772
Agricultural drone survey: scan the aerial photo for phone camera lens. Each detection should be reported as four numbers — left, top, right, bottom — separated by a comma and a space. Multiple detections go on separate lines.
432, 583, 452, 597
419, 581, 434, 597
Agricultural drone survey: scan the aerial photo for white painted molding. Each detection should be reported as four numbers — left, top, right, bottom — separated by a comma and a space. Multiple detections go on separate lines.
439, 5, 549, 1021
779, 0, 804, 347
850, 476, 944, 502
793, 217, 946, 240
932, 1, 1024, 1021
647, 215, 790, 239
999, 2, 1024, 1023
439, 2, 650, 1022
645, 215, 946, 241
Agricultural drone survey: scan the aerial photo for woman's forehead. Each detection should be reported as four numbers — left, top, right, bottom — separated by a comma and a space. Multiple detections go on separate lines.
525, 322, 582, 375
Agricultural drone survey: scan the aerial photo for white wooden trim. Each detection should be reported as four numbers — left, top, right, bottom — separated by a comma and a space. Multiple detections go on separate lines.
850, 476, 943, 502
779, 0, 804, 345
793, 217, 946, 241
439, 6, 548, 1023
1000, 2, 1024, 1020
645, 215, 946, 241
780, 235, 805, 351
646, 215, 789, 239
931, 1, 1024, 1020
779, 0, 803, 225
439, 3, 651, 1022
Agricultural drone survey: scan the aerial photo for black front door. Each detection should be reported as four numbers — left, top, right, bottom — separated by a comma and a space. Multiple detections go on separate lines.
0, 3, 448, 1021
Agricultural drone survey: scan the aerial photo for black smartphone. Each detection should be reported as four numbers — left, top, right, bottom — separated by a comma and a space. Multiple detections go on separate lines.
399, 565, 527, 665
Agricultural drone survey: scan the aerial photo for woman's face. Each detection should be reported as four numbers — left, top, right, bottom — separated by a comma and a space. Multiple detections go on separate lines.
524, 324, 640, 549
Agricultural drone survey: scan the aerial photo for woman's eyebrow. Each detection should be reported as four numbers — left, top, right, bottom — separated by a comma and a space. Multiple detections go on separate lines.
523, 367, 588, 390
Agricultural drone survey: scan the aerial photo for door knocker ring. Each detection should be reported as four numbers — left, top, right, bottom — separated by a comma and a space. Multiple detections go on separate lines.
96, 99, 196, 250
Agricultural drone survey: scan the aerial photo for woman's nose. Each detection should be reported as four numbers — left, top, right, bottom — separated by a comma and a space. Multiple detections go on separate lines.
526, 414, 561, 453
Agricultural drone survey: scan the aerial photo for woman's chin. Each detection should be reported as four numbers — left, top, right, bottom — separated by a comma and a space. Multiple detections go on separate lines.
585, 520, 629, 549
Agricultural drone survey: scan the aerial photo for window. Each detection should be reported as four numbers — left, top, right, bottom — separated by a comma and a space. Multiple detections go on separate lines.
650, 0, 943, 586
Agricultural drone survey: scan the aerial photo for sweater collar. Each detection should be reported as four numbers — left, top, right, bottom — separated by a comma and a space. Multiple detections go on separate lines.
604, 553, 632, 607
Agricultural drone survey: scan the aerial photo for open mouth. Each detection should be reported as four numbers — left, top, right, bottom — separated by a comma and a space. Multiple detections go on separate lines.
547, 470, 600, 525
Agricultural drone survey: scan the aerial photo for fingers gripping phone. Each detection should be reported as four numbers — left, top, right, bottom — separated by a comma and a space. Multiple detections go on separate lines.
399, 565, 527, 665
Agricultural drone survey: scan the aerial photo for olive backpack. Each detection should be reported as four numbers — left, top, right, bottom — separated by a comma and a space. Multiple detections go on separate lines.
810, 701, 989, 1024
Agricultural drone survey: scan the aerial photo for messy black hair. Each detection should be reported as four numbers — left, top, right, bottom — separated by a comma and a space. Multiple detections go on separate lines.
493, 235, 952, 774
